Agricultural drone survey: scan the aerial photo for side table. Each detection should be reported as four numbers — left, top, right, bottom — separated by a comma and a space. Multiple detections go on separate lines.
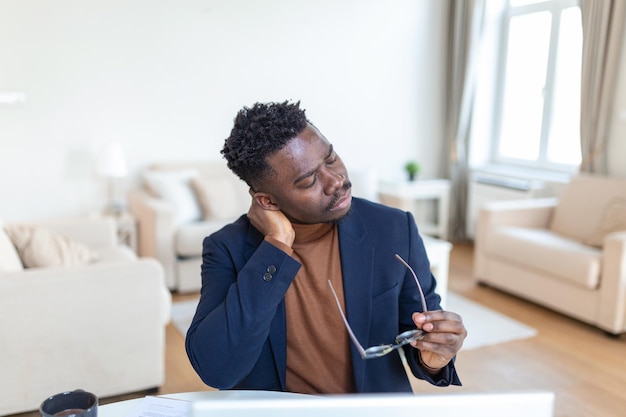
113, 212, 137, 252
97, 212, 137, 252
378, 178, 451, 239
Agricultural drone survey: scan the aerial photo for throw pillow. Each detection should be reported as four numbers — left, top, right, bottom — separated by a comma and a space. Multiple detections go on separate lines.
4, 224, 99, 268
143, 169, 202, 225
191, 176, 247, 220
0, 220, 24, 271
585, 198, 626, 248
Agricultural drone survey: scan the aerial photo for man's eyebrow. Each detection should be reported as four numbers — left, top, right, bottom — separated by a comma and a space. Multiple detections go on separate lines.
326, 144, 334, 159
293, 144, 334, 185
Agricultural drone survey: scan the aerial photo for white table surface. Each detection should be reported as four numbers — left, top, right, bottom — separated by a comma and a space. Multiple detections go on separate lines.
99, 390, 555, 417
99, 391, 307, 417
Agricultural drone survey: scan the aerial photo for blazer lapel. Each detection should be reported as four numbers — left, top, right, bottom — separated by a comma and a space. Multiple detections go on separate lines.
338, 202, 375, 390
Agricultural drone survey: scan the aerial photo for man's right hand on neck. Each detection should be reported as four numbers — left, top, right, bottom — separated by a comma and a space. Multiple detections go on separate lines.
247, 199, 295, 247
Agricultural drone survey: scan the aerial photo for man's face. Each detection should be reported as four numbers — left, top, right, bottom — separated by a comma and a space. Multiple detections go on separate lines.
260, 123, 352, 224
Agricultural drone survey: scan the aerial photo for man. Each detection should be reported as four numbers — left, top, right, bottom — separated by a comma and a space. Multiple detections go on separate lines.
186, 101, 466, 394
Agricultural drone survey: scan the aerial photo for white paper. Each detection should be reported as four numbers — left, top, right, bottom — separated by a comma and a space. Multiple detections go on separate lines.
123, 396, 190, 417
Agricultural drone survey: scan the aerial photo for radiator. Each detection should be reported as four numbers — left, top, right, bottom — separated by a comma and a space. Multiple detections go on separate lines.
466, 172, 547, 238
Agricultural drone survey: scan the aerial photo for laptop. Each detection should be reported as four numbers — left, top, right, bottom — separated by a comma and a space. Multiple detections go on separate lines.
191, 391, 555, 417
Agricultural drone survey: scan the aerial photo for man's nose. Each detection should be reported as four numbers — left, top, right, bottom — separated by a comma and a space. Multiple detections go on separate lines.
322, 168, 345, 194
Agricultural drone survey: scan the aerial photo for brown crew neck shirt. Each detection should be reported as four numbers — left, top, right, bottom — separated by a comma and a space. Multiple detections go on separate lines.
284, 222, 356, 394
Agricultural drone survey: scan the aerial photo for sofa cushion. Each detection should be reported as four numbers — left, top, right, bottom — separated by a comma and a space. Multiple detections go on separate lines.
191, 175, 249, 221
96, 246, 137, 263
550, 174, 626, 243
175, 220, 235, 257
0, 221, 23, 271
585, 198, 626, 248
4, 224, 99, 268
486, 226, 602, 290
143, 169, 202, 225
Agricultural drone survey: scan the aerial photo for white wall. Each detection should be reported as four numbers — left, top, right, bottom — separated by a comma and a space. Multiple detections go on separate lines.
0, 0, 448, 221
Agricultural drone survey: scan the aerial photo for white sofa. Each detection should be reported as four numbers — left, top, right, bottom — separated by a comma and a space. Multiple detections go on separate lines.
0, 217, 171, 416
474, 174, 626, 335
128, 161, 250, 293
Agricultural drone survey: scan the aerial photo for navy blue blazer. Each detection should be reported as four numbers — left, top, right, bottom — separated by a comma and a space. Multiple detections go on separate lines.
186, 197, 461, 393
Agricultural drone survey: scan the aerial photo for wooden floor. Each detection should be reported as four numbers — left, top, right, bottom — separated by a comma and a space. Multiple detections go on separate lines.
12, 243, 626, 417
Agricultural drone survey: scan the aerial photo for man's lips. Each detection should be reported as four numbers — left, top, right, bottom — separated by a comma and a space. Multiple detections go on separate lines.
330, 189, 352, 211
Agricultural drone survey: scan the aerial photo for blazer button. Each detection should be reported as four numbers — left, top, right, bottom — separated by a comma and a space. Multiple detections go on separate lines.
263, 272, 273, 282
267, 265, 277, 273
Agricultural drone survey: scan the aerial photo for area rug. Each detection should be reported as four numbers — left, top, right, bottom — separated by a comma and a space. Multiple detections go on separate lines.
445, 292, 537, 351
170, 299, 199, 338
170, 292, 536, 351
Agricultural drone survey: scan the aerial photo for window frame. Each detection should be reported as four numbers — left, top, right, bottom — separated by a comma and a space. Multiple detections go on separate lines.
489, 0, 582, 173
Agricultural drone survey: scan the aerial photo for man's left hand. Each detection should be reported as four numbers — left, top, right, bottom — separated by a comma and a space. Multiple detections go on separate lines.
410, 310, 467, 372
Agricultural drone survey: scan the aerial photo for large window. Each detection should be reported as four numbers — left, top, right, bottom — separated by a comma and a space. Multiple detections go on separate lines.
492, 0, 582, 171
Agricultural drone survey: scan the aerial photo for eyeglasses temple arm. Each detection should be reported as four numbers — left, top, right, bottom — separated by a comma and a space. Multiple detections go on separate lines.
327, 280, 367, 359
394, 254, 428, 312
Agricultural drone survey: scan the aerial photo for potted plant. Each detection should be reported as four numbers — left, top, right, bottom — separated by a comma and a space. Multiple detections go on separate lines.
404, 161, 420, 181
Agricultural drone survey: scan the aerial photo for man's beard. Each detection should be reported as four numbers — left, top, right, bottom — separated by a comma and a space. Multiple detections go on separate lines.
328, 205, 352, 225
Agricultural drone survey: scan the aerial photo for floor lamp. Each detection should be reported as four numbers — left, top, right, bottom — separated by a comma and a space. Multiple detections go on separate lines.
97, 143, 128, 216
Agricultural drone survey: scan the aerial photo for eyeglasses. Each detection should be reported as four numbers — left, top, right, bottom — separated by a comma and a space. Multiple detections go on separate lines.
327, 253, 428, 360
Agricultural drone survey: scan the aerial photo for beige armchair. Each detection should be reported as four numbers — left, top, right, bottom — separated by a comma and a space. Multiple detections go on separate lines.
128, 161, 250, 293
474, 174, 626, 335
0, 217, 171, 416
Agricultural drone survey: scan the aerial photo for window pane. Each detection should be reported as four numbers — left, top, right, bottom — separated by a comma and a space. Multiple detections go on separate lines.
547, 7, 582, 165
498, 12, 551, 161
509, 0, 545, 6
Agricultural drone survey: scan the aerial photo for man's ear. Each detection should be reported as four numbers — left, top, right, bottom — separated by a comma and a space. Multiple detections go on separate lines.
252, 192, 280, 211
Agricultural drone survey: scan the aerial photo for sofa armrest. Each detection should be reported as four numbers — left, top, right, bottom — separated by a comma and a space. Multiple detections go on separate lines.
597, 231, 626, 334
478, 197, 558, 229
474, 198, 558, 279
128, 189, 176, 256
128, 189, 177, 289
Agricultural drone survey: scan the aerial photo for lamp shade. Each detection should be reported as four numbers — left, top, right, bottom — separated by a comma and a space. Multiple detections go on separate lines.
97, 143, 128, 178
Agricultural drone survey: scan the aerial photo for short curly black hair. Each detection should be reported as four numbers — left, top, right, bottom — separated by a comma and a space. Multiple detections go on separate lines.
221, 100, 309, 188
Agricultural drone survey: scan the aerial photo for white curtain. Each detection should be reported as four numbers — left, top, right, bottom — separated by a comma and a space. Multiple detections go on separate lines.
443, 0, 485, 241
579, 0, 626, 174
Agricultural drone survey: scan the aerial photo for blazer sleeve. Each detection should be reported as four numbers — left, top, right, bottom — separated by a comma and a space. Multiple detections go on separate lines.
402, 211, 462, 386
185, 233, 301, 389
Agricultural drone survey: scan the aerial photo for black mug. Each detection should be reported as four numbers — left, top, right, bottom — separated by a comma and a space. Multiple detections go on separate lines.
40, 390, 98, 417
